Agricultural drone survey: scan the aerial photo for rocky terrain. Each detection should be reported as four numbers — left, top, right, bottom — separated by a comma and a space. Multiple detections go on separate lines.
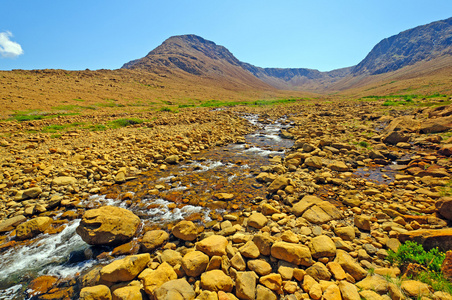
1, 98, 452, 300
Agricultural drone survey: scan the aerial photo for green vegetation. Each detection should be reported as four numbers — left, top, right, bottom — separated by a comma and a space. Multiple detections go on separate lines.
87, 124, 107, 131
107, 118, 147, 128
176, 98, 303, 109
8, 110, 80, 122
357, 93, 449, 107
387, 241, 451, 293
50, 134, 62, 139
159, 107, 178, 113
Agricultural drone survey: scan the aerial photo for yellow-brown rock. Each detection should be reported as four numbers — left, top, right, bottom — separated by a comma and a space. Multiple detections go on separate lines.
172, 220, 197, 241
141, 262, 177, 296
111, 286, 143, 300
76, 206, 140, 246
181, 250, 209, 277
141, 230, 169, 252
196, 235, 228, 256
271, 241, 313, 266
101, 253, 150, 282
16, 216, 53, 240
259, 273, 282, 291
201, 270, 234, 292
79, 285, 112, 300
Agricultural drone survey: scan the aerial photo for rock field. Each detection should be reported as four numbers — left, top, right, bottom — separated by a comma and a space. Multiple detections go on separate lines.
1, 100, 452, 300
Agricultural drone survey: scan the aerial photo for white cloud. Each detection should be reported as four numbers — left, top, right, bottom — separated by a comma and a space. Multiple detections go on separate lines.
0, 31, 24, 58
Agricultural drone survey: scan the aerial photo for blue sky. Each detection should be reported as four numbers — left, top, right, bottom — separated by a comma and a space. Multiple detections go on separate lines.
1, 1, 451, 71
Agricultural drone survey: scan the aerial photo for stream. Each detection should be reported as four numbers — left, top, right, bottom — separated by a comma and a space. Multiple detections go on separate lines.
0, 114, 295, 299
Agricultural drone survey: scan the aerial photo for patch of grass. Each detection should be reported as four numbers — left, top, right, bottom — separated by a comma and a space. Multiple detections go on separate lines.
358, 141, 369, 148
73, 98, 85, 102
41, 124, 65, 133
108, 118, 146, 128
50, 134, 62, 139
87, 124, 107, 131
159, 107, 177, 112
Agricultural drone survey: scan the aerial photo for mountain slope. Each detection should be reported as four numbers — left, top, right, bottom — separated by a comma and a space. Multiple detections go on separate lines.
122, 35, 274, 91
352, 17, 452, 76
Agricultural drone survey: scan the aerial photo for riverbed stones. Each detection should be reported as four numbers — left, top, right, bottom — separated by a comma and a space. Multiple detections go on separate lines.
271, 241, 313, 266
0, 215, 26, 232
267, 175, 290, 193
141, 262, 177, 296
16, 216, 52, 240
76, 206, 140, 246
172, 220, 198, 241
52, 176, 77, 186
181, 250, 209, 277
79, 285, 112, 300
201, 270, 234, 292
334, 249, 367, 281
309, 235, 337, 258
401, 280, 431, 298
398, 228, 452, 251
153, 278, 195, 300
247, 212, 268, 229
196, 235, 228, 256
111, 286, 142, 300
100, 253, 150, 282
236, 271, 257, 300
141, 230, 169, 252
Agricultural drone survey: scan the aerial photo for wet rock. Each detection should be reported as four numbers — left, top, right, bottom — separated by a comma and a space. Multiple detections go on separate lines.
271, 241, 313, 266
114, 172, 126, 183
141, 262, 177, 296
196, 235, 228, 256
181, 250, 209, 277
141, 230, 169, 252
398, 228, 452, 252
382, 131, 410, 145
334, 249, 367, 281
79, 285, 112, 300
16, 216, 52, 240
76, 206, 140, 246
27, 275, 58, 297
0, 215, 26, 232
172, 220, 198, 241
236, 271, 256, 300
201, 270, 234, 292
214, 193, 235, 201
328, 160, 349, 172
100, 253, 150, 282
309, 235, 336, 258
154, 278, 195, 300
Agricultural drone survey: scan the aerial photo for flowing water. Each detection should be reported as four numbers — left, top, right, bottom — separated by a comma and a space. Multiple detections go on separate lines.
0, 114, 294, 299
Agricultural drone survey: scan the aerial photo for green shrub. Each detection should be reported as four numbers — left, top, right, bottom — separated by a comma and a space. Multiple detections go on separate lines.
108, 118, 146, 128
387, 241, 445, 273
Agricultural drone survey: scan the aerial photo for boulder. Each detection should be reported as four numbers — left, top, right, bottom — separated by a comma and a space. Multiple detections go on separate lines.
200, 270, 234, 292
398, 228, 452, 252
436, 197, 452, 221
18, 187, 42, 200
76, 206, 140, 246
141, 262, 177, 296
196, 235, 228, 256
271, 242, 313, 266
16, 216, 53, 240
359, 290, 384, 300
334, 249, 367, 281
164, 155, 179, 164
256, 285, 277, 300
252, 234, 274, 256
292, 195, 322, 217
79, 285, 111, 300
239, 240, 260, 258
323, 284, 341, 300
141, 230, 169, 252
153, 278, 195, 300
247, 260, 272, 276
356, 275, 389, 294
420, 116, 452, 133
306, 262, 331, 281
334, 226, 355, 241
181, 251, 209, 277
354, 215, 372, 231
100, 253, 150, 282
328, 161, 349, 172
259, 273, 282, 291
172, 220, 197, 241
309, 235, 336, 258
383, 131, 410, 145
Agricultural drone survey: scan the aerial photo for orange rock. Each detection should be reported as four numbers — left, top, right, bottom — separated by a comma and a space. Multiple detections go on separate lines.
398, 228, 452, 252
27, 275, 58, 297
441, 250, 452, 279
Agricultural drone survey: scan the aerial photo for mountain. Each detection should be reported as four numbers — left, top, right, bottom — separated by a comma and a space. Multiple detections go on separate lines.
122, 17, 452, 95
122, 34, 273, 91
352, 17, 452, 76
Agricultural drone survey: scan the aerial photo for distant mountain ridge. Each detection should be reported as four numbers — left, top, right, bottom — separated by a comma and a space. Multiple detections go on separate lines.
122, 17, 452, 93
